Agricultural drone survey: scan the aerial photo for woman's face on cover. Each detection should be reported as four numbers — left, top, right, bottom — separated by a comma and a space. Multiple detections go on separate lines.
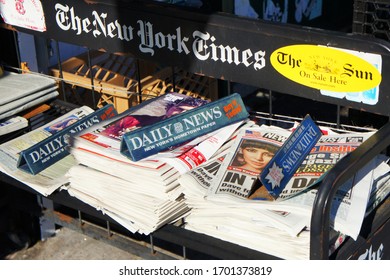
242, 147, 274, 171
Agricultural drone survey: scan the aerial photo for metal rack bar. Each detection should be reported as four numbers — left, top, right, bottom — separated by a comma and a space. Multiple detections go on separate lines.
310, 120, 390, 259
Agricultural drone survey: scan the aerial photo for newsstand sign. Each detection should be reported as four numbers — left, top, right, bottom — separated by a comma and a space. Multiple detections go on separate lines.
53, 3, 267, 73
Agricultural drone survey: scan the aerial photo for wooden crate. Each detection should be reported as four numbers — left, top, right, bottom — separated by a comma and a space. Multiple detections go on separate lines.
51, 51, 218, 113
140, 67, 218, 102
51, 50, 157, 113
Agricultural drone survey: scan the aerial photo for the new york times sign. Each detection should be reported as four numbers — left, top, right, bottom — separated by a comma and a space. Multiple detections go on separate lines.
55, 3, 265, 71
46, 0, 268, 82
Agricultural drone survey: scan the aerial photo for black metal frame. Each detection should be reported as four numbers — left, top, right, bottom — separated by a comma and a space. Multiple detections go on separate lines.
310, 121, 390, 259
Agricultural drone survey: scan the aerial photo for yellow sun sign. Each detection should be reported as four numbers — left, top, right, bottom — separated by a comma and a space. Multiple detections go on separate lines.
270, 45, 382, 92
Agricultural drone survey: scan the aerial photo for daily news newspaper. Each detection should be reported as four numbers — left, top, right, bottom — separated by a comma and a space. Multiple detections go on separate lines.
160, 120, 253, 174
0, 106, 94, 196
70, 92, 209, 169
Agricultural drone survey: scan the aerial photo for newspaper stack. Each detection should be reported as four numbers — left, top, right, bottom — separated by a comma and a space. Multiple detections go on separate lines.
179, 148, 312, 260
66, 121, 250, 235
0, 71, 59, 120
65, 164, 188, 235
65, 92, 252, 235
179, 124, 390, 259
0, 106, 95, 196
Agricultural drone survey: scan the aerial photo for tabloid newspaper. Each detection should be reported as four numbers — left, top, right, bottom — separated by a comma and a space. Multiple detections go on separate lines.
0, 106, 96, 196
120, 93, 249, 161
207, 126, 290, 201
70, 92, 209, 170
179, 151, 229, 204
203, 124, 389, 240
17, 105, 117, 175
208, 125, 377, 202
160, 120, 254, 174
284, 153, 390, 240
180, 151, 310, 236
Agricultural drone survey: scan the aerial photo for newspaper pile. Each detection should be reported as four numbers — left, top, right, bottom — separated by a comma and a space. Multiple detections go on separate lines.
2, 86, 388, 257
65, 93, 251, 234
0, 71, 59, 121
0, 106, 95, 196
65, 164, 188, 235
65, 123, 249, 234
179, 124, 390, 259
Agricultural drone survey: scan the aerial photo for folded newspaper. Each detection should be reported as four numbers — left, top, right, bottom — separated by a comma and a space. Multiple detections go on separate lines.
0, 71, 59, 120
70, 92, 209, 170
0, 116, 28, 136
65, 164, 189, 235
17, 105, 117, 175
66, 118, 253, 235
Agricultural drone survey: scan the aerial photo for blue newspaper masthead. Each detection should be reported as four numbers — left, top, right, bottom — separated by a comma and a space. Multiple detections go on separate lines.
259, 115, 322, 199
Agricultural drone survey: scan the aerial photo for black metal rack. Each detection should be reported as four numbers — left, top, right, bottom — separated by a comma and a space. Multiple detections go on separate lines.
1, 0, 389, 259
